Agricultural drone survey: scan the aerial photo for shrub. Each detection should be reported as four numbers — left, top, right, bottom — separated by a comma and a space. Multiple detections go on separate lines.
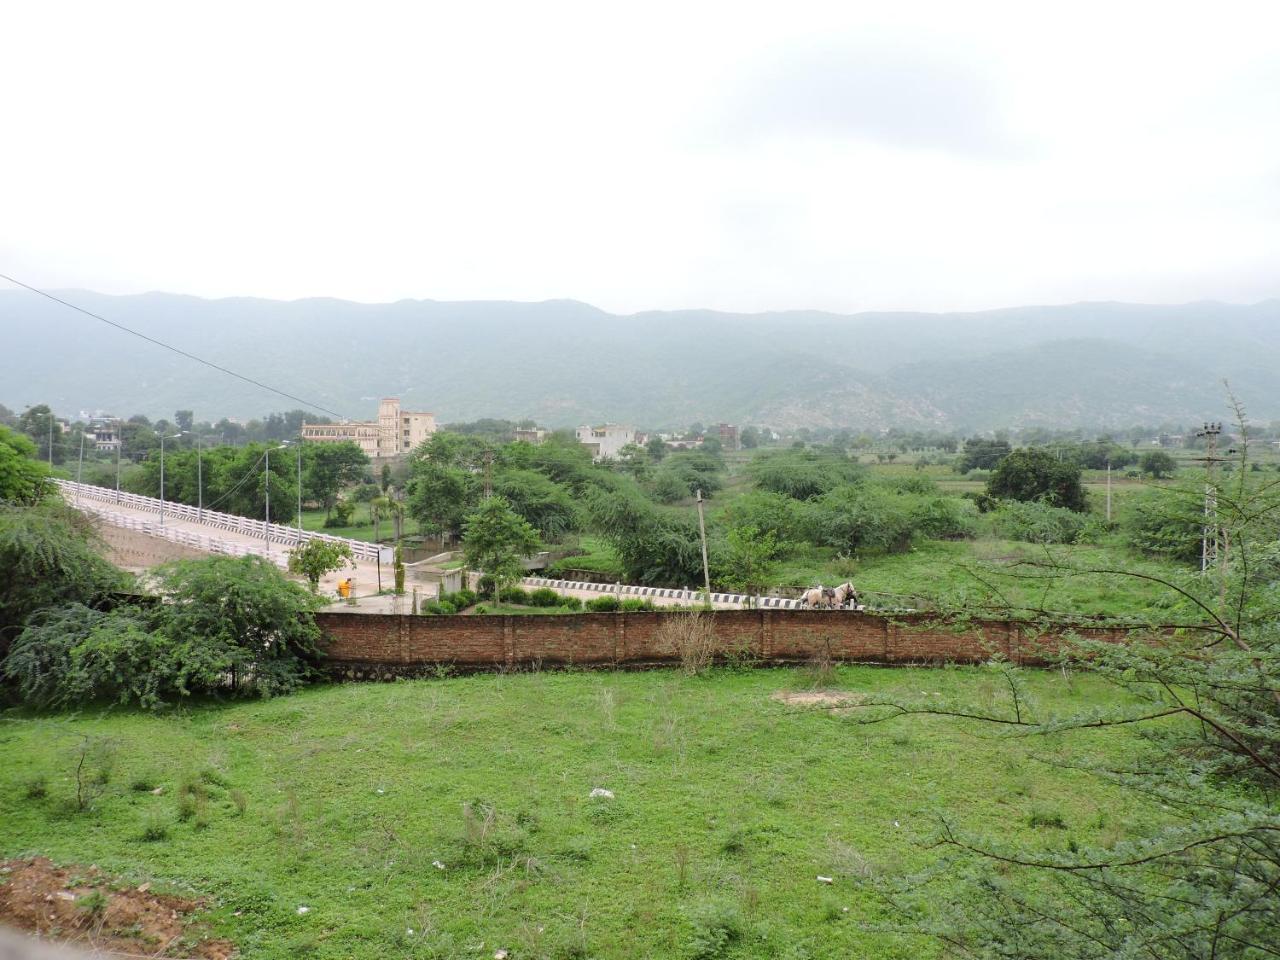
585, 595, 621, 612
503, 586, 530, 605
619, 598, 656, 612
454, 588, 478, 607
657, 610, 717, 675
686, 900, 744, 959
422, 600, 457, 616
139, 815, 170, 842
988, 500, 1089, 544
527, 587, 563, 607
23, 776, 48, 800
558, 595, 583, 611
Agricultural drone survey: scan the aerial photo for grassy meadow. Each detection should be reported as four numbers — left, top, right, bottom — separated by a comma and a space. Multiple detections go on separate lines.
2, 666, 1178, 959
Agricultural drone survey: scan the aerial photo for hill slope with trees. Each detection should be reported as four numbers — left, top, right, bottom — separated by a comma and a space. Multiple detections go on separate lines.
3, 289, 1277, 430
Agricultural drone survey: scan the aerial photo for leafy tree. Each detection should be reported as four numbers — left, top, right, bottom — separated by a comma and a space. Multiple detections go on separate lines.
1121, 483, 1206, 564
958, 436, 1012, 473
646, 436, 669, 462
584, 483, 708, 585
715, 525, 781, 603
739, 426, 760, 450
0, 426, 51, 504
492, 469, 579, 540
406, 462, 480, 540
17, 404, 63, 464
302, 442, 369, 518
986, 448, 1088, 512
174, 410, 194, 434
1139, 449, 1178, 478
849, 425, 1280, 959
287, 539, 354, 592
0, 502, 128, 651
461, 496, 540, 603
149, 555, 324, 696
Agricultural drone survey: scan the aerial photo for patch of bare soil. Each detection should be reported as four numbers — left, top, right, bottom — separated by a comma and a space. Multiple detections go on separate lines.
771, 690, 864, 708
0, 858, 233, 959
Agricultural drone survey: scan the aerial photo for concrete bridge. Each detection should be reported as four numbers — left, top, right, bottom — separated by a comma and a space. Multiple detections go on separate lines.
56, 479, 395, 596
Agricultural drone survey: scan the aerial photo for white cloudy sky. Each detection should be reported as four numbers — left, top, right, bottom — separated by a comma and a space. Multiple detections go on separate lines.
2, 0, 1277, 314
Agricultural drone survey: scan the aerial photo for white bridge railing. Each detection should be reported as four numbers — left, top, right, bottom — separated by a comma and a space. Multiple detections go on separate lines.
55, 479, 391, 564
521, 576, 808, 609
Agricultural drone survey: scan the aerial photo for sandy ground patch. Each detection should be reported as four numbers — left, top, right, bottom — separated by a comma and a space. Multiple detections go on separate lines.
770, 689, 865, 708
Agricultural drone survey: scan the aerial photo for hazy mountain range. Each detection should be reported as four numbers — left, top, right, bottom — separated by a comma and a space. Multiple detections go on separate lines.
3, 290, 1277, 432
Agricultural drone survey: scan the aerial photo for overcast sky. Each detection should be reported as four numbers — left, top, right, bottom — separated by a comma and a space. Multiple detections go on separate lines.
2, 1, 1277, 315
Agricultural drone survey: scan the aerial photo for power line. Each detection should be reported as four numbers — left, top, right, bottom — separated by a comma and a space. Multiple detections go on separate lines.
0, 272, 347, 420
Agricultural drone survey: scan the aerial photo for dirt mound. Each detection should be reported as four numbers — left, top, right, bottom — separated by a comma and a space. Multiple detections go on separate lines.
0, 858, 233, 959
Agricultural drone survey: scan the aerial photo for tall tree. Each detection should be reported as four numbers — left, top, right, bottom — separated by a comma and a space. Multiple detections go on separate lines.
302, 442, 369, 518
986, 447, 1088, 512
17, 405, 63, 464
461, 496, 540, 603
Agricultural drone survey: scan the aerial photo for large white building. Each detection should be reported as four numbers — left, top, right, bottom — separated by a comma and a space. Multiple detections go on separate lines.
302, 398, 437, 459
575, 423, 636, 461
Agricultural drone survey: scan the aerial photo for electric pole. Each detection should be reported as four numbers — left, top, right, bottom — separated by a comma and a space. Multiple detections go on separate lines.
695, 488, 712, 605
1194, 422, 1224, 575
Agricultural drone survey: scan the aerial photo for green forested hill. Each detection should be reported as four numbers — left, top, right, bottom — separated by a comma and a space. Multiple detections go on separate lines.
2, 289, 1276, 430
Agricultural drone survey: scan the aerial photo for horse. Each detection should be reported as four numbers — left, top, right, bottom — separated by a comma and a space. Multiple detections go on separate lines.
829, 582, 859, 609
799, 586, 828, 609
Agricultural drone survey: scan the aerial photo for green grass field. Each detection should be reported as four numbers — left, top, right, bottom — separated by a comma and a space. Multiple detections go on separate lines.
1, 667, 1176, 958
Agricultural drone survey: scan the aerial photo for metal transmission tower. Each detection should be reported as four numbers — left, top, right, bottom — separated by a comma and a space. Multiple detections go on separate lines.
1193, 422, 1225, 574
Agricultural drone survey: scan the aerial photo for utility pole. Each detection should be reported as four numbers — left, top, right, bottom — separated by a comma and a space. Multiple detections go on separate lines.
196, 435, 203, 521
159, 432, 182, 525
1105, 459, 1112, 523
1194, 422, 1224, 575
695, 488, 712, 605
115, 435, 122, 504
75, 429, 85, 504
296, 441, 303, 544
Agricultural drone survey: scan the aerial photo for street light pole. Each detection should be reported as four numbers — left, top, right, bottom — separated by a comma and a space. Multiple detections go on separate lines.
265, 444, 289, 555
296, 441, 303, 544
76, 429, 85, 504
159, 432, 183, 524
196, 435, 204, 521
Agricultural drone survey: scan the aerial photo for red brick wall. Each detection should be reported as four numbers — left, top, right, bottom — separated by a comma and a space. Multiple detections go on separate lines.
315, 610, 1127, 676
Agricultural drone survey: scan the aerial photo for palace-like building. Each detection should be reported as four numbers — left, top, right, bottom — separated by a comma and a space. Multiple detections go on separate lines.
301, 398, 437, 459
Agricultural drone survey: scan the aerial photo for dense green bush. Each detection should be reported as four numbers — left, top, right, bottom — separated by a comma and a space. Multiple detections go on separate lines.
585, 595, 622, 612
747, 450, 862, 500
527, 587, 564, 607
422, 599, 457, 615
718, 491, 805, 543
619, 598, 657, 612
903, 494, 977, 540
1120, 487, 1203, 563
0, 501, 129, 650
986, 448, 1088, 512
5, 554, 323, 707
558, 595, 584, 611
987, 500, 1090, 544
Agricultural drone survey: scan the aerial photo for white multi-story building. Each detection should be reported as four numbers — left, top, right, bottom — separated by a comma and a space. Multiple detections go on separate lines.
302, 398, 437, 459
575, 423, 635, 461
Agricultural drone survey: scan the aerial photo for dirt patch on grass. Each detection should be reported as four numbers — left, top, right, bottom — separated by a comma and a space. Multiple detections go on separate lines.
771, 690, 865, 708
0, 858, 233, 959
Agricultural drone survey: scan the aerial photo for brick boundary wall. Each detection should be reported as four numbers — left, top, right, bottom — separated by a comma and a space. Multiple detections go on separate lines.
315, 609, 1133, 678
